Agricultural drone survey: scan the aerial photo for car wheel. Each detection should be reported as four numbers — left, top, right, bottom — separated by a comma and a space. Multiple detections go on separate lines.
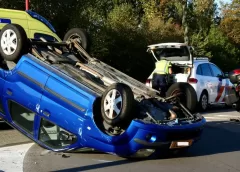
63, 28, 89, 51
166, 82, 197, 113
101, 83, 135, 127
0, 24, 29, 62
199, 91, 208, 111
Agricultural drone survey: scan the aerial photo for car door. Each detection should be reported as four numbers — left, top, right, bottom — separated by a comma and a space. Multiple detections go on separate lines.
36, 75, 87, 150
0, 9, 29, 34
0, 69, 5, 116
198, 63, 216, 103
209, 63, 226, 103
2, 61, 49, 139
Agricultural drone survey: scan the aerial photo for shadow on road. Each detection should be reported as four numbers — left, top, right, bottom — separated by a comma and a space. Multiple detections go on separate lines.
52, 159, 139, 172
23, 120, 240, 172
190, 120, 240, 156
0, 121, 13, 130
160, 120, 240, 160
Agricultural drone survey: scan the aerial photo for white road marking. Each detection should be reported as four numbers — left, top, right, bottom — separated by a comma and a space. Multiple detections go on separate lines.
91, 159, 113, 163
204, 115, 240, 121
204, 116, 227, 119
0, 143, 34, 172
204, 115, 240, 119
216, 114, 240, 118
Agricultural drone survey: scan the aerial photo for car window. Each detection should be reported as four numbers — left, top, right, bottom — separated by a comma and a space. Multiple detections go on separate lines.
9, 101, 35, 135
196, 65, 202, 75
210, 64, 223, 77
39, 118, 77, 149
200, 63, 212, 77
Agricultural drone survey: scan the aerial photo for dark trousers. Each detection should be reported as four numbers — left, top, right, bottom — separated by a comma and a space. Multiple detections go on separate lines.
152, 73, 167, 97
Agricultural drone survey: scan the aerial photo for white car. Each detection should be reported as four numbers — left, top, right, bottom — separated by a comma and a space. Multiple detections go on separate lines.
145, 42, 233, 111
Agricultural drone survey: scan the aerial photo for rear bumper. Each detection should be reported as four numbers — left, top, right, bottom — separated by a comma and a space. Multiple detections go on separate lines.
128, 119, 205, 157
84, 117, 206, 157
134, 138, 170, 147
131, 118, 205, 146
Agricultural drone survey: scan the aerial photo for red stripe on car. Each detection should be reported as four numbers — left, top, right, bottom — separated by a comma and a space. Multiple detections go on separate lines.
215, 86, 225, 102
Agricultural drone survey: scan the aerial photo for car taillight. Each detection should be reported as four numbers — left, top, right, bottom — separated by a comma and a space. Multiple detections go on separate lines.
233, 69, 240, 75
188, 78, 198, 83
146, 79, 151, 86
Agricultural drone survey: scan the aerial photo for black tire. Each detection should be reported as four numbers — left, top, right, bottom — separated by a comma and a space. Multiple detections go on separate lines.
63, 28, 89, 51
198, 91, 208, 111
101, 83, 135, 127
235, 99, 240, 112
0, 24, 29, 62
166, 82, 197, 113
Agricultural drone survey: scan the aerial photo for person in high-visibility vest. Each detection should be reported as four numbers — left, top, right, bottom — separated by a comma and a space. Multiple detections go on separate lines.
152, 59, 172, 97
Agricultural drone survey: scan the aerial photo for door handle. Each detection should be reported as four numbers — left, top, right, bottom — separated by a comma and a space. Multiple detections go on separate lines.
6, 89, 12, 96
43, 110, 50, 117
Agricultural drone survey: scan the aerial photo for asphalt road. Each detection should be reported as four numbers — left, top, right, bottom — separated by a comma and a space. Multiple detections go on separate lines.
23, 107, 240, 172
1, 107, 240, 172
0, 122, 31, 148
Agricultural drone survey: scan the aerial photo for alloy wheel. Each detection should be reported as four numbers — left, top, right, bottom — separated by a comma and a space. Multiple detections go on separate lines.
103, 89, 123, 119
1, 29, 18, 55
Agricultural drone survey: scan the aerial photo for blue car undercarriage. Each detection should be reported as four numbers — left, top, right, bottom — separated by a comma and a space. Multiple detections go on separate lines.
0, 23, 206, 159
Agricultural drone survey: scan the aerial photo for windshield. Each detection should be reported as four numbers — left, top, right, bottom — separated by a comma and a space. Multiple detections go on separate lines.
153, 46, 190, 61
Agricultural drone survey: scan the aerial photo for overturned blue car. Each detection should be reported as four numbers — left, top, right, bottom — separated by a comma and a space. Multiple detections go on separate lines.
0, 23, 206, 158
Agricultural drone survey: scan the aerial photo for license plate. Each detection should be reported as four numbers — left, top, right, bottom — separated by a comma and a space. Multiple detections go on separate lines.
169, 140, 193, 149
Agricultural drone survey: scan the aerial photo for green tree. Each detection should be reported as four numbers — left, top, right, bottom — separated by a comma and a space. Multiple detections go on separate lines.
188, 0, 217, 56
207, 25, 240, 72
220, 0, 240, 45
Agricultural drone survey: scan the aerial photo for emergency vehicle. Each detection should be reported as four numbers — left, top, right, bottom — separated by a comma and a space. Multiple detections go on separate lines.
145, 42, 233, 111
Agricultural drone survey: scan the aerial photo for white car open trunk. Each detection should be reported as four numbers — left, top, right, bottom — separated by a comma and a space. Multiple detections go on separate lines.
146, 42, 194, 85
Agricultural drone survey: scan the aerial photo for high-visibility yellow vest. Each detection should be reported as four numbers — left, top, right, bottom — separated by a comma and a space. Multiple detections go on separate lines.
154, 60, 171, 74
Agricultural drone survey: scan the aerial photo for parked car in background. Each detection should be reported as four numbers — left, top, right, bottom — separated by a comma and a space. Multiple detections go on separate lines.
145, 43, 233, 111
0, 8, 60, 41
225, 69, 240, 113
0, 24, 206, 159
0, 8, 88, 49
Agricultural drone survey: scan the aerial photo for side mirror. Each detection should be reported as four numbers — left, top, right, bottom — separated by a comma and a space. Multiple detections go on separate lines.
217, 74, 225, 80
224, 72, 229, 78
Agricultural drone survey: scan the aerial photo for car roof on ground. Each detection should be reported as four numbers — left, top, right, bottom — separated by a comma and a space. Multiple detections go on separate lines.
147, 42, 189, 49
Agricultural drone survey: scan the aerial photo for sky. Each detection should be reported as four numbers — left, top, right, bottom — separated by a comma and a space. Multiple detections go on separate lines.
215, 0, 232, 15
